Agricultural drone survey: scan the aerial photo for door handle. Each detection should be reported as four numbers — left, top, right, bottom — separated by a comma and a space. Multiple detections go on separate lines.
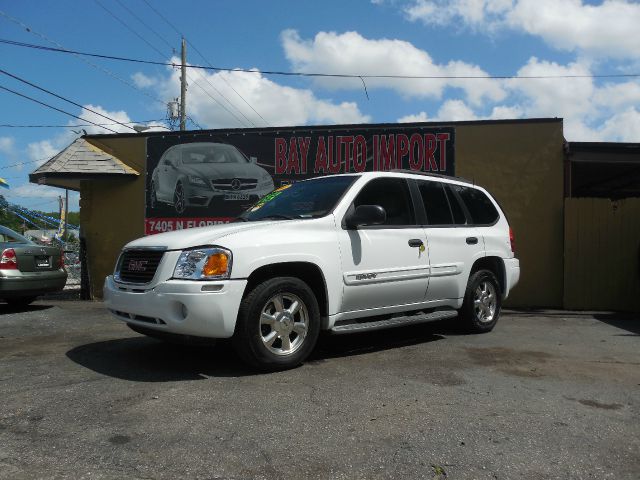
466, 237, 478, 245
408, 239, 424, 248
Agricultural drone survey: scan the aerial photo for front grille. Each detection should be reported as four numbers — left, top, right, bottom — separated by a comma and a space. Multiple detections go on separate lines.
211, 178, 258, 191
116, 249, 164, 284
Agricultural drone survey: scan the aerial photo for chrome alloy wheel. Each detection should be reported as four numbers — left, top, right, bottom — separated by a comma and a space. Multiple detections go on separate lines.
473, 280, 497, 323
259, 293, 309, 356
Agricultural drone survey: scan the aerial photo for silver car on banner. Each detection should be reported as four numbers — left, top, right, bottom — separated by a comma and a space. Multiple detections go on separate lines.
149, 142, 274, 214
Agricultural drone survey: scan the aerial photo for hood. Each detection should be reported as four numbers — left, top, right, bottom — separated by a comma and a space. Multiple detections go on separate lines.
182, 162, 267, 180
125, 221, 283, 250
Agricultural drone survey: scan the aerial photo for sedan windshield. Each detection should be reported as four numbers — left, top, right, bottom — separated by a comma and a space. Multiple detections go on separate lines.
182, 144, 248, 165
238, 175, 357, 221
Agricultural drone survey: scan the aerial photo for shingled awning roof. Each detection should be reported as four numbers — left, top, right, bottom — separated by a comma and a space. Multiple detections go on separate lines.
29, 137, 139, 191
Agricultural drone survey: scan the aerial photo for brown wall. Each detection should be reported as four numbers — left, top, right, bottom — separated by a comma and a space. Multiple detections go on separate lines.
83, 120, 566, 306
564, 197, 640, 312
82, 137, 146, 298
455, 120, 565, 307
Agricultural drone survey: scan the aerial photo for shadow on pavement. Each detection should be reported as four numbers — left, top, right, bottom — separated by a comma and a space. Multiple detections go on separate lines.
66, 318, 455, 381
0, 303, 53, 314
593, 312, 640, 336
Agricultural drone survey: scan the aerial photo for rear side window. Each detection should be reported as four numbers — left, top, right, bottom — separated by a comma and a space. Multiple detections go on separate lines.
354, 177, 415, 226
417, 181, 453, 225
444, 185, 467, 225
453, 185, 499, 225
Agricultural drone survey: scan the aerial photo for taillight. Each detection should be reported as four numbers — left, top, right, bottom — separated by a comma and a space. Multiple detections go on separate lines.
509, 228, 515, 254
0, 248, 18, 269
59, 249, 65, 269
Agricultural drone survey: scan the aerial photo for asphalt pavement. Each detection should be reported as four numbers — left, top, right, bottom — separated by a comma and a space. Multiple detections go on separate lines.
0, 298, 638, 479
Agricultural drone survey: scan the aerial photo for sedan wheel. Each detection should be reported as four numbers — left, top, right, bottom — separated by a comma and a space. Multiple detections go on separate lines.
174, 183, 185, 214
149, 181, 158, 210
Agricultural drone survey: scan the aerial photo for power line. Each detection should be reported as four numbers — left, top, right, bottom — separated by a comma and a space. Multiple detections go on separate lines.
93, 0, 166, 59
0, 84, 120, 134
113, 0, 175, 54
139, 0, 267, 127
127, 2, 256, 127
2, 37, 639, 81
0, 156, 51, 170
0, 12, 168, 108
0, 118, 165, 128
94, 0, 245, 127
0, 68, 137, 132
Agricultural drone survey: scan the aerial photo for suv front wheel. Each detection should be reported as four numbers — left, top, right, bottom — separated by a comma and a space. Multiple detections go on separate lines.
459, 269, 502, 333
233, 277, 321, 371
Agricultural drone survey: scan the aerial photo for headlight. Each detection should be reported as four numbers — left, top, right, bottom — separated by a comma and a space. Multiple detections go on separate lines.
258, 175, 274, 188
188, 175, 208, 187
173, 247, 232, 280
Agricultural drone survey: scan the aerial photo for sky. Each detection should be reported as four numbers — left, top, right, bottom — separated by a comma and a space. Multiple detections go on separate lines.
1, 0, 639, 213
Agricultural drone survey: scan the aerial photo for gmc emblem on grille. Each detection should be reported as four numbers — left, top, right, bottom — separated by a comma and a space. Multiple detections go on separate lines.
128, 260, 149, 272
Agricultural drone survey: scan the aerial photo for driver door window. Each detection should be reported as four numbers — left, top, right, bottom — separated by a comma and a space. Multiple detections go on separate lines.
353, 178, 415, 226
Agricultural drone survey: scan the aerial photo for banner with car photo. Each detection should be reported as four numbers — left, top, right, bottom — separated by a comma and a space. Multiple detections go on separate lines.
145, 125, 455, 234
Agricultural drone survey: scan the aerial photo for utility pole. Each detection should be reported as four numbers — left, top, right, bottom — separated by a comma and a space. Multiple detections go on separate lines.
180, 37, 187, 131
64, 189, 69, 244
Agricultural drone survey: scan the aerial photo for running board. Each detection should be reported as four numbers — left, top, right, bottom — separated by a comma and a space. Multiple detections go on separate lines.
330, 309, 458, 335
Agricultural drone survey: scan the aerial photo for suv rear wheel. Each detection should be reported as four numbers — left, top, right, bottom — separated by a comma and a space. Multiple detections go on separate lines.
459, 269, 501, 333
233, 277, 320, 371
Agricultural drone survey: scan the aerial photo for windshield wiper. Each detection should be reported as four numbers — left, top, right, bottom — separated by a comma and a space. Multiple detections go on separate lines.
255, 214, 296, 221
232, 217, 249, 222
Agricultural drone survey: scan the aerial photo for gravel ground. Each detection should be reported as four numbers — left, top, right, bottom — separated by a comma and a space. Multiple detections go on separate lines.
0, 299, 638, 479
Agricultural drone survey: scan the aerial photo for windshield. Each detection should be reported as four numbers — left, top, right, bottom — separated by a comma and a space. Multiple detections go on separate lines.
182, 144, 249, 165
239, 175, 357, 221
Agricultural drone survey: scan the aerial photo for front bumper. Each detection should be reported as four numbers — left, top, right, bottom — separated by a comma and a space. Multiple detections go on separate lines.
503, 258, 520, 299
103, 275, 247, 338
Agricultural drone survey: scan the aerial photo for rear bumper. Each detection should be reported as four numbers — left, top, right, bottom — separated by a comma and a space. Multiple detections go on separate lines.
0, 270, 67, 298
503, 258, 520, 299
103, 275, 247, 338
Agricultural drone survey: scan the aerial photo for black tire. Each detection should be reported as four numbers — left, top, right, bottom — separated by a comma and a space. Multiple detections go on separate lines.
459, 269, 501, 333
5, 296, 37, 307
149, 181, 158, 210
174, 182, 186, 214
232, 277, 321, 371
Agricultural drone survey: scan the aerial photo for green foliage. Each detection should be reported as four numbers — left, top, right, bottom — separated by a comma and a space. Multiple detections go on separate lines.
0, 195, 80, 233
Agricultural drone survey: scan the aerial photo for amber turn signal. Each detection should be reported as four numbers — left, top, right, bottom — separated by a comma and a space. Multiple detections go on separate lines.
203, 253, 229, 277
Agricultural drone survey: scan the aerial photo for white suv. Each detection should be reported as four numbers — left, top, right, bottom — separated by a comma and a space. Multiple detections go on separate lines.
104, 171, 519, 370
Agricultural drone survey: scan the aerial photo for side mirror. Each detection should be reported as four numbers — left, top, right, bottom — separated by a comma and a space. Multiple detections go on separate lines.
249, 156, 258, 164
344, 205, 386, 229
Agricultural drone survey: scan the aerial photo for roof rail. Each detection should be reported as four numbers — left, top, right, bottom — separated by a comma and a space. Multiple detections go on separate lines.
389, 169, 474, 185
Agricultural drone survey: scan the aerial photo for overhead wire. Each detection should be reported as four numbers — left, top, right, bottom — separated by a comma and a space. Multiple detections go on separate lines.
0, 68, 138, 132
1, 37, 638, 81
0, 119, 165, 128
0, 84, 120, 133
101, 1, 248, 128
0, 11, 168, 109
140, 0, 268, 127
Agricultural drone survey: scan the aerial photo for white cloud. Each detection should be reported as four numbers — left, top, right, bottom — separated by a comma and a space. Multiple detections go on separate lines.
435, 99, 478, 120
0, 136, 16, 155
398, 111, 430, 122
27, 140, 59, 166
596, 107, 640, 142
507, 58, 597, 121
404, 0, 640, 59
281, 29, 506, 106
151, 59, 371, 128
132, 72, 157, 88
